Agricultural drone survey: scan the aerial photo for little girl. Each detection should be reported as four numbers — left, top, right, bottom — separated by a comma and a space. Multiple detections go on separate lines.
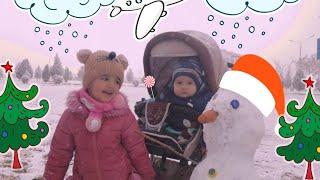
44, 49, 155, 180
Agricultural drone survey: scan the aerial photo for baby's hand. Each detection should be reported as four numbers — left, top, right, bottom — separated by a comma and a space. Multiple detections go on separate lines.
198, 110, 218, 124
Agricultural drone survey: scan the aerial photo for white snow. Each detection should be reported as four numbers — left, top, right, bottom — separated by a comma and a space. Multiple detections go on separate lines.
0, 79, 317, 180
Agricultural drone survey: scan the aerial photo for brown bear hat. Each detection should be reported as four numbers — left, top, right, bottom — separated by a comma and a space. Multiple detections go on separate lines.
77, 49, 128, 89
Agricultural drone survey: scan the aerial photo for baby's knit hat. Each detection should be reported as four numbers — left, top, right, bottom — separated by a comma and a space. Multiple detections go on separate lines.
169, 57, 204, 91
77, 49, 128, 88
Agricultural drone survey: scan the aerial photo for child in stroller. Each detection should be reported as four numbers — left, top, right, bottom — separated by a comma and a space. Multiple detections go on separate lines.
134, 30, 227, 179
163, 57, 213, 145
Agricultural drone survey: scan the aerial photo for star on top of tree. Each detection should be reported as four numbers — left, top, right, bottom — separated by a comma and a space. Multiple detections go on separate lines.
1, 61, 13, 72
303, 76, 314, 88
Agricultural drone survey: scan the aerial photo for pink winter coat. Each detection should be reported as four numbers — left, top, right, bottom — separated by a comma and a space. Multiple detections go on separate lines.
44, 90, 155, 180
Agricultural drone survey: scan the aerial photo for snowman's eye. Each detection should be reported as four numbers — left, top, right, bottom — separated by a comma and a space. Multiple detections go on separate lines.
230, 99, 239, 109
126, 0, 132, 6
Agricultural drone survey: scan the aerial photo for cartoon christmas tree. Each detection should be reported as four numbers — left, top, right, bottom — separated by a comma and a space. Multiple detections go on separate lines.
276, 76, 320, 180
0, 61, 49, 169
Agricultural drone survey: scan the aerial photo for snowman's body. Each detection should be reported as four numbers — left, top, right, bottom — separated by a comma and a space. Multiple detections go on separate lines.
191, 88, 265, 180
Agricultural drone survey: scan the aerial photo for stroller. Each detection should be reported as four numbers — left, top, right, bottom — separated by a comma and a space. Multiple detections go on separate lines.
134, 31, 227, 179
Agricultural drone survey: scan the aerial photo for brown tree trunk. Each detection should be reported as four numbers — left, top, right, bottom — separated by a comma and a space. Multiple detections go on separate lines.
12, 150, 22, 169
305, 161, 313, 180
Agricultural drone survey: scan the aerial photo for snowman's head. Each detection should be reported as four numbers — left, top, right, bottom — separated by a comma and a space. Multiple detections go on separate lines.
203, 88, 265, 155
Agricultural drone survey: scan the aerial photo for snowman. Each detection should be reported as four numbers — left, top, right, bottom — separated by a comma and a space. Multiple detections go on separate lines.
190, 54, 285, 180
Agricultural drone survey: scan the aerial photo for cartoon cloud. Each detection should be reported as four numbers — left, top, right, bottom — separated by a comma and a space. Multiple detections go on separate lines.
205, 0, 299, 15
14, 0, 114, 24
109, 0, 184, 39
14, 0, 185, 40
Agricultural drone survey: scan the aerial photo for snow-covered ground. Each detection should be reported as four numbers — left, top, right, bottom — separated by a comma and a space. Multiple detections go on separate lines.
0, 79, 318, 180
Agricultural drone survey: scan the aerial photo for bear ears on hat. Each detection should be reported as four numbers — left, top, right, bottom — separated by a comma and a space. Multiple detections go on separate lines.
77, 49, 92, 64
77, 49, 128, 70
117, 54, 128, 70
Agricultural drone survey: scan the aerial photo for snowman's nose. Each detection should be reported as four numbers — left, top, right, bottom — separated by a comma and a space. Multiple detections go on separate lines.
198, 110, 218, 124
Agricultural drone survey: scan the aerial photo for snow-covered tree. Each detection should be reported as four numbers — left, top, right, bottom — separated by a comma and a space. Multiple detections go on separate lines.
34, 66, 42, 81
77, 66, 84, 81
296, 55, 320, 76
126, 68, 134, 83
274, 61, 285, 85
0, 68, 4, 80
50, 54, 64, 77
283, 69, 292, 90
21, 71, 31, 84
52, 74, 63, 84
15, 59, 33, 80
69, 72, 73, 80
14, 62, 21, 79
316, 76, 320, 91
42, 65, 50, 82
292, 68, 305, 91
63, 67, 72, 82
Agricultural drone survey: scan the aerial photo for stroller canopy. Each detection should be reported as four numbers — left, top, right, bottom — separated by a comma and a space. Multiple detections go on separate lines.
143, 30, 227, 98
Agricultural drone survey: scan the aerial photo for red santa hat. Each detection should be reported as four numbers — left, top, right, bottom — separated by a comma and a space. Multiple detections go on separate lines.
219, 54, 285, 117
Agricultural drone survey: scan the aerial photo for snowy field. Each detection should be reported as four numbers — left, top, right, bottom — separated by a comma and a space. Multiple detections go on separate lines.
0, 79, 318, 180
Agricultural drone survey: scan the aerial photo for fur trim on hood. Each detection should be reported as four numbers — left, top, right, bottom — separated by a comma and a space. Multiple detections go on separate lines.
66, 89, 130, 119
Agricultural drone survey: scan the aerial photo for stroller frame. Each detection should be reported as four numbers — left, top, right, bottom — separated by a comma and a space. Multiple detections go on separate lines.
138, 30, 227, 179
